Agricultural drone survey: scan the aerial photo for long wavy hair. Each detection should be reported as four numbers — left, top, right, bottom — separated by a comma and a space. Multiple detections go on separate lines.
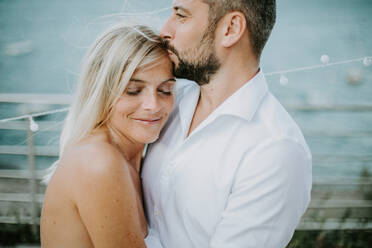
44, 23, 168, 183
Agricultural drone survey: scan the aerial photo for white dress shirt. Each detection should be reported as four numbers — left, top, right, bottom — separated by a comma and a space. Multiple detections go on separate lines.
142, 71, 312, 248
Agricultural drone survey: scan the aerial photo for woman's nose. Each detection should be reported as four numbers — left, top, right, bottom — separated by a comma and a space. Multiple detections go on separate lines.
142, 92, 161, 112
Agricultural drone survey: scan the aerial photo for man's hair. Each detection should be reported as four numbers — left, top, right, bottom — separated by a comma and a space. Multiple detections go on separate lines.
203, 0, 276, 59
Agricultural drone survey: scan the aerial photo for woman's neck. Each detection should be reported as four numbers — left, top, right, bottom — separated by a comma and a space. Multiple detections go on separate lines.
104, 125, 145, 173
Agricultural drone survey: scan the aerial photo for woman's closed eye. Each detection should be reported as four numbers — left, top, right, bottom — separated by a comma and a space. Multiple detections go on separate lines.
125, 87, 142, 96
158, 89, 172, 95
158, 83, 174, 96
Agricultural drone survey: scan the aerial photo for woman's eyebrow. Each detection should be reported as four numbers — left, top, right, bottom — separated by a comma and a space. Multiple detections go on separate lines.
129, 78, 176, 84
129, 78, 146, 83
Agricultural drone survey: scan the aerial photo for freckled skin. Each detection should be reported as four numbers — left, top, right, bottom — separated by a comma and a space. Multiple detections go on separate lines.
41, 58, 174, 247
41, 135, 148, 248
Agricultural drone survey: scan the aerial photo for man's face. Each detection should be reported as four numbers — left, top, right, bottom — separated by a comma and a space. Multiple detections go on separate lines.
160, 0, 221, 85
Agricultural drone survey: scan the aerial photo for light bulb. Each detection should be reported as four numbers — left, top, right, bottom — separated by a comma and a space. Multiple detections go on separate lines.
280, 75, 289, 86
320, 55, 330, 65
29, 117, 39, 132
363, 57, 372, 67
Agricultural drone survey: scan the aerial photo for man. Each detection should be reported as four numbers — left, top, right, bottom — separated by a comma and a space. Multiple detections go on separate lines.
142, 0, 312, 247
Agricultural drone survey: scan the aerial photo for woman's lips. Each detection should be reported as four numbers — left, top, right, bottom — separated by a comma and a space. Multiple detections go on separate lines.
133, 117, 162, 125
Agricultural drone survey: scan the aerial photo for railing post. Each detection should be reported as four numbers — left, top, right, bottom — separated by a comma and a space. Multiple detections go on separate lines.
26, 117, 38, 236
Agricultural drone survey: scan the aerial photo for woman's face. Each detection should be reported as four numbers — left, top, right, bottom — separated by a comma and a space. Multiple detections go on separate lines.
110, 56, 175, 144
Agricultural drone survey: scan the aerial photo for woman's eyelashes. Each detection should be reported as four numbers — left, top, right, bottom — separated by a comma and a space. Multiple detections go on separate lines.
125, 88, 142, 96
158, 89, 172, 95
125, 85, 174, 96
158, 83, 174, 96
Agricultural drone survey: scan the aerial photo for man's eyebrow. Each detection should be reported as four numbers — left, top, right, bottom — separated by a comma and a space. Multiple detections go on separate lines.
174, 5, 192, 15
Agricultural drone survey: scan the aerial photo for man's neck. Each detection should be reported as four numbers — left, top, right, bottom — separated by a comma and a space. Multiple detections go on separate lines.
187, 59, 259, 136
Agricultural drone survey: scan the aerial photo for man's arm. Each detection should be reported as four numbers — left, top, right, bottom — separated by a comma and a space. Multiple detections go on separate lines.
209, 138, 312, 248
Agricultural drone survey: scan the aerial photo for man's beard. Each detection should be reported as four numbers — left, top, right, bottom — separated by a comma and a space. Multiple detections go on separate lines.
163, 28, 221, 86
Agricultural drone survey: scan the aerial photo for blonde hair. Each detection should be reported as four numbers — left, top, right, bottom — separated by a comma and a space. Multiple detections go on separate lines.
44, 23, 168, 183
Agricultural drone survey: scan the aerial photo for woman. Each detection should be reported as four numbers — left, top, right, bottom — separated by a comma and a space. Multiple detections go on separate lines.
40, 23, 175, 247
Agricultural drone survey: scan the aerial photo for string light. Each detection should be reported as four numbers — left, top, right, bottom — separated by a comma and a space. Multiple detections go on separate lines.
320, 54, 330, 65
363, 57, 372, 67
0, 55, 371, 127
264, 55, 371, 85
28, 116, 39, 132
280, 74, 289, 86
0, 107, 69, 123
265, 56, 371, 77
0, 108, 69, 131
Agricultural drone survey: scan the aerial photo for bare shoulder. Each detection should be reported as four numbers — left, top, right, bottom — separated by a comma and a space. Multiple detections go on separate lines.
62, 136, 128, 175
52, 135, 132, 202
65, 136, 125, 167
42, 135, 146, 247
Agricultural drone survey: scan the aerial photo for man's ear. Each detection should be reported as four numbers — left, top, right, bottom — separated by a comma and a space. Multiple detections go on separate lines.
219, 11, 247, 48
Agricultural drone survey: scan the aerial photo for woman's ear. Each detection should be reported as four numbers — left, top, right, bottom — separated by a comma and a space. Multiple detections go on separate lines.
220, 11, 247, 48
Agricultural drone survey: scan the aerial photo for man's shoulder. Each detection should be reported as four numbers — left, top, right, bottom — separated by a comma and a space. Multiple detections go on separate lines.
257, 92, 301, 135
250, 91, 311, 157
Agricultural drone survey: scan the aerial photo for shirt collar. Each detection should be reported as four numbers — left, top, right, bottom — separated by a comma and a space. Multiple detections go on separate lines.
176, 70, 268, 138
212, 69, 268, 122
177, 81, 200, 138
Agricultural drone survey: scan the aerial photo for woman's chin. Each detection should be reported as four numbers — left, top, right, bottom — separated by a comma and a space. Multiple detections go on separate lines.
145, 135, 160, 144
134, 133, 160, 144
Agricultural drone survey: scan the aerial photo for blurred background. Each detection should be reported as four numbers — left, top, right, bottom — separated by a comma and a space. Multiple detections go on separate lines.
0, 0, 371, 247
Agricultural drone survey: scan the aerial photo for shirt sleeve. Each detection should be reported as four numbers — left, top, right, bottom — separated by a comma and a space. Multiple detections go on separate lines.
209, 138, 312, 248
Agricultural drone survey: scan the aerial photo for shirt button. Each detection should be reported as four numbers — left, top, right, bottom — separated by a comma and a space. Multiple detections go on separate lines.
154, 208, 160, 217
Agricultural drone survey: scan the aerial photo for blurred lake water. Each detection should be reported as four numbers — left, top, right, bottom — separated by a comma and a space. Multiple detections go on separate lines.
0, 0, 372, 179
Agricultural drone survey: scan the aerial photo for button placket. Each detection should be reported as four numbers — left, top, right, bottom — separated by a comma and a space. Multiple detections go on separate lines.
152, 154, 177, 221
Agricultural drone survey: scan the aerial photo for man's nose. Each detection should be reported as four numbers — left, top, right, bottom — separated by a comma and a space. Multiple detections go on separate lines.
160, 17, 173, 41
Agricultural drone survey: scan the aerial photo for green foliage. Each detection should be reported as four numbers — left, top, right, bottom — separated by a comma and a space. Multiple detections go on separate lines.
360, 167, 372, 201
0, 224, 40, 245
287, 230, 372, 248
